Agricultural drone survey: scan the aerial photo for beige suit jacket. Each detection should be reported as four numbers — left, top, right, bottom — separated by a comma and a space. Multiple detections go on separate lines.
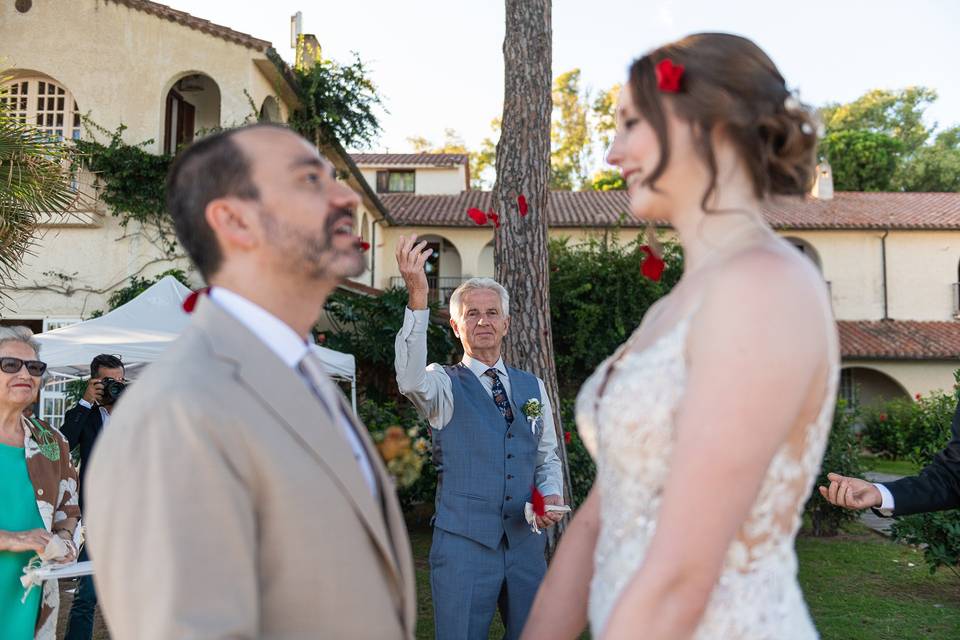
85, 297, 416, 639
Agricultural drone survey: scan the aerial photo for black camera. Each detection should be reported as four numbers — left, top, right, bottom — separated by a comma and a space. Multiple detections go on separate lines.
100, 377, 127, 405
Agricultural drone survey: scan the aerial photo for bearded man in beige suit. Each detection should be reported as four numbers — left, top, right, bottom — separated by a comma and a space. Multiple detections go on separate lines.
84, 124, 416, 639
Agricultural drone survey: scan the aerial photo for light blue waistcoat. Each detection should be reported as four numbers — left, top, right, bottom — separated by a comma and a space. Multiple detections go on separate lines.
432, 363, 543, 549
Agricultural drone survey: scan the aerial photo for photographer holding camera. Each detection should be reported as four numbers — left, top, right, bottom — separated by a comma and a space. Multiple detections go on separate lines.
60, 353, 126, 640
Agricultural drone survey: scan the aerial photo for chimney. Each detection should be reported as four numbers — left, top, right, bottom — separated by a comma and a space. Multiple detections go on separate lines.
811, 161, 833, 200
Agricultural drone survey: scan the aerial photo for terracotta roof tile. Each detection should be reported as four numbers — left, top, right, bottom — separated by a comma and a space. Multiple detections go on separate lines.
351, 153, 469, 167
838, 320, 960, 360
107, 0, 271, 51
380, 191, 960, 230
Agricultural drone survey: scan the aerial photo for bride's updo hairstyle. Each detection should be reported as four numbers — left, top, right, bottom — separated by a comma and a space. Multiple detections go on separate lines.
630, 33, 818, 209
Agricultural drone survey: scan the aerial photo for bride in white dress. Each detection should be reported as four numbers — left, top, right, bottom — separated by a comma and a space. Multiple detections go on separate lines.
522, 33, 838, 640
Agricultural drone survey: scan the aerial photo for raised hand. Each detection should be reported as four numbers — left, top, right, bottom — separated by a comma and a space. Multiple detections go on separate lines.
395, 234, 433, 310
818, 472, 883, 510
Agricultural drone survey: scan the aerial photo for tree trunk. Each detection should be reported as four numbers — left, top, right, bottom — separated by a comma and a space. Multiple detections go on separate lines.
494, 0, 573, 555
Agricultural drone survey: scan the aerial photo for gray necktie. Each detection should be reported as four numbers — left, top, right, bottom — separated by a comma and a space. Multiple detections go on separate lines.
298, 350, 378, 497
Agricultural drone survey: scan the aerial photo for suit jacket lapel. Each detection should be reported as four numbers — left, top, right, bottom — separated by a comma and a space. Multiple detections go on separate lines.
192, 299, 403, 593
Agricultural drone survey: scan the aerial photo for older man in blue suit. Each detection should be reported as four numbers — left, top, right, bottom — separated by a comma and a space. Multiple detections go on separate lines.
394, 235, 565, 640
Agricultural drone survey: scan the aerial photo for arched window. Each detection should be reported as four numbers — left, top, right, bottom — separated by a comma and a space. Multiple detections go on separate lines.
0, 75, 81, 140
783, 236, 822, 271
259, 96, 281, 123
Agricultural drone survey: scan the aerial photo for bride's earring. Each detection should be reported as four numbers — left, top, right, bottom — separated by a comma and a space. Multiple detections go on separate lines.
645, 222, 663, 259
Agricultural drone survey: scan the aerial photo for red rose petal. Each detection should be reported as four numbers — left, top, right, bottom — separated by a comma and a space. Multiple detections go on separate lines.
360, 241, 371, 252
531, 486, 546, 518
487, 211, 501, 228
467, 207, 488, 226
518, 194, 528, 216
655, 59, 684, 93
640, 246, 665, 282
182, 287, 210, 313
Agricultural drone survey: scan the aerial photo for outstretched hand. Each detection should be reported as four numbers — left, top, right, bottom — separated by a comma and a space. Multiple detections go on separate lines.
395, 234, 433, 310
818, 472, 883, 510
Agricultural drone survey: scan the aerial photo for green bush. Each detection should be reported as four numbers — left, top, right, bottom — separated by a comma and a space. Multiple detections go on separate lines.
549, 233, 682, 396
861, 397, 914, 458
805, 399, 865, 536
559, 399, 597, 507
890, 373, 960, 576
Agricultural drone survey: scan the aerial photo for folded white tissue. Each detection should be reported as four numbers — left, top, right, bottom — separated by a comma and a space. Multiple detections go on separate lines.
523, 503, 572, 534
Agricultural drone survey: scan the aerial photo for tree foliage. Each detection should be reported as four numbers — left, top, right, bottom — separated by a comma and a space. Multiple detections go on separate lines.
818, 130, 902, 191
284, 50, 384, 150
322, 287, 456, 400
819, 87, 960, 192
804, 400, 865, 536
550, 69, 592, 190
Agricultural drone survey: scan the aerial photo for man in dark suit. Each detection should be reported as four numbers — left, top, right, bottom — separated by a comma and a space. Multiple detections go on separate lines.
60, 353, 125, 640
820, 399, 960, 515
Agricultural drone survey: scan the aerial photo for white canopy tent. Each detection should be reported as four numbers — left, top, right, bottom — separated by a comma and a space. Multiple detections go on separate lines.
34, 276, 358, 411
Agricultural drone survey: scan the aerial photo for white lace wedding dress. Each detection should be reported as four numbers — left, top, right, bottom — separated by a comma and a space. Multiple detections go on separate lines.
576, 303, 837, 639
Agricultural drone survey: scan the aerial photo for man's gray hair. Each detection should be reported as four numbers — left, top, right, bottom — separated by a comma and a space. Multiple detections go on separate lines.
0, 325, 41, 356
449, 278, 510, 319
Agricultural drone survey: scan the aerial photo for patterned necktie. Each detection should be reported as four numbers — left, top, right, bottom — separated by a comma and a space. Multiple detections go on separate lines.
484, 368, 514, 424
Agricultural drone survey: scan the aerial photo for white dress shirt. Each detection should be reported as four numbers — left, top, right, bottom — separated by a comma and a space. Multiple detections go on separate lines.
873, 482, 896, 511
211, 287, 378, 497
394, 307, 564, 497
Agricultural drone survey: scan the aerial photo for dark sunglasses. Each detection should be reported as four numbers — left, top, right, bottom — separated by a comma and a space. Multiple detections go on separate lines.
0, 357, 47, 376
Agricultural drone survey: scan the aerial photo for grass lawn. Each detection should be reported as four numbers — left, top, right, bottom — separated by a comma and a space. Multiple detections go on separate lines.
412, 523, 959, 640
859, 455, 922, 477
797, 523, 960, 639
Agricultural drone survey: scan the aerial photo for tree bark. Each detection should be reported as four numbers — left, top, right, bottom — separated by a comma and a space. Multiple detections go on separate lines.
494, 0, 573, 555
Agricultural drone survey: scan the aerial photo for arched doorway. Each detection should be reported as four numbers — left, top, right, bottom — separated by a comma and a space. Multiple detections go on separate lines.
478, 240, 495, 278
162, 73, 221, 154
839, 366, 911, 408
259, 96, 281, 123
391, 234, 463, 306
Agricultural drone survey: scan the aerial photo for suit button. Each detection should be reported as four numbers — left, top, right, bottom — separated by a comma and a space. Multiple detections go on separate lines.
507, 454, 513, 459
505, 496, 512, 501
504, 514, 510, 520
507, 474, 513, 480
507, 433, 514, 439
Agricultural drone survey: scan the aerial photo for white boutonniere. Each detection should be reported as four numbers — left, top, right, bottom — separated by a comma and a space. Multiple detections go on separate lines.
522, 399, 543, 435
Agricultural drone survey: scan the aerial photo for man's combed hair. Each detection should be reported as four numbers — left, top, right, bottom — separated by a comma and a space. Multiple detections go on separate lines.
165, 123, 289, 279
449, 278, 510, 319
90, 354, 123, 378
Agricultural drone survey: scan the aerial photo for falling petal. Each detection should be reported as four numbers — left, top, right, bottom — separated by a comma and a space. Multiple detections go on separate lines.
531, 486, 546, 517
640, 246, 665, 282
518, 194, 528, 216
467, 207, 488, 225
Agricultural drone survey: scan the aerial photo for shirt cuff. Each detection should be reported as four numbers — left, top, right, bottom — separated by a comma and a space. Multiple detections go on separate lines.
874, 483, 895, 510
400, 307, 429, 337
78, 399, 93, 409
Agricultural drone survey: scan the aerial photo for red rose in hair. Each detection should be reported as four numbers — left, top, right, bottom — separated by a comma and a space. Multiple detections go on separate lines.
640, 246, 665, 281
655, 59, 684, 93
531, 486, 546, 518
467, 207, 488, 226
518, 194, 528, 216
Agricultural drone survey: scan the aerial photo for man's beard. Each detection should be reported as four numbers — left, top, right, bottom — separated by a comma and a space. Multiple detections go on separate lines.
258, 206, 365, 281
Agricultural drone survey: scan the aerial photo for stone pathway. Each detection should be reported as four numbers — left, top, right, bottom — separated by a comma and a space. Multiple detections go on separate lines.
859, 471, 904, 536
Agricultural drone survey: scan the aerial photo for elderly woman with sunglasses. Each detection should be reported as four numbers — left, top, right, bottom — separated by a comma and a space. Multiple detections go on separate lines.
0, 326, 80, 640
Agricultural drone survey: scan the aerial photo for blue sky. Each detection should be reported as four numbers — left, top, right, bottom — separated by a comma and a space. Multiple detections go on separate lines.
166, 0, 959, 156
